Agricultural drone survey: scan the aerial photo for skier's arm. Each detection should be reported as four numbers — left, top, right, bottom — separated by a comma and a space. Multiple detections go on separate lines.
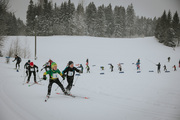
62, 67, 68, 75
24, 63, 27, 69
34, 65, 39, 72
74, 67, 81, 73
12, 57, 16, 62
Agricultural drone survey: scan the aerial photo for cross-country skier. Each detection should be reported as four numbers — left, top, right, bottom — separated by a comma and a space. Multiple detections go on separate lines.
86, 59, 89, 66
118, 63, 122, 71
173, 65, 176, 71
156, 62, 161, 73
86, 65, 90, 73
41, 59, 53, 72
136, 59, 140, 70
24, 60, 31, 76
109, 64, 114, 72
12, 55, 21, 69
163, 65, 167, 71
168, 57, 170, 62
79, 64, 83, 73
62, 61, 82, 94
27, 62, 39, 83
43, 62, 67, 97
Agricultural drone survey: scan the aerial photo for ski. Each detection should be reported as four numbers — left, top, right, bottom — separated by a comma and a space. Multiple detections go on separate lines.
56, 92, 89, 99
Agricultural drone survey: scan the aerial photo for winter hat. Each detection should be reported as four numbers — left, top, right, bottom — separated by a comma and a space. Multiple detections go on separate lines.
51, 62, 57, 69
68, 61, 74, 66
28, 60, 31, 62
30, 62, 34, 66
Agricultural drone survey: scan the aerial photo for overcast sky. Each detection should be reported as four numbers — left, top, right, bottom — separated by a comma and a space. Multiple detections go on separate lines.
9, 0, 180, 23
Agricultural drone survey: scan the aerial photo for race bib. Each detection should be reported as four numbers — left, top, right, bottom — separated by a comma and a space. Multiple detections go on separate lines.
47, 68, 50, 71
30, 68, 34, 71
68, 71, 73, 76
53, 73, 59, 78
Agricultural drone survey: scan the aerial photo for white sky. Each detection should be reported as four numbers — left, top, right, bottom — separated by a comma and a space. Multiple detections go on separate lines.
9, 0, 180, 23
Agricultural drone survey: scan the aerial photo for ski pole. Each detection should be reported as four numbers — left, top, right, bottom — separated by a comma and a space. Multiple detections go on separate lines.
73, 76, 79, 86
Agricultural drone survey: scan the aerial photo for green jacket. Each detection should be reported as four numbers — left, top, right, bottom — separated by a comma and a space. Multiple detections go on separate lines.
43, 69, 63, 80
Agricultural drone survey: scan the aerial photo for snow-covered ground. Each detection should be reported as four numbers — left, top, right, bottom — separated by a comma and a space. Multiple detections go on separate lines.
0, 36, 180, 120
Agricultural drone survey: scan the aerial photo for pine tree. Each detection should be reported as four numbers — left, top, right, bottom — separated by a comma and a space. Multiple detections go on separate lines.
104, 4, 114, 37
86, 2, 97, 36
26, 0, 35, 35
126, 4, 135, 37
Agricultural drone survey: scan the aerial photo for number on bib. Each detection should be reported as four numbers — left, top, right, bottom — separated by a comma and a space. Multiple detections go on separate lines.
53, 73, 58, 78
30, 68, 34, 71
68, 71, 73, 76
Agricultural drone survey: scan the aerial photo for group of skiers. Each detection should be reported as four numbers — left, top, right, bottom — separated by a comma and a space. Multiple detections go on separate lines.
156, 57, 179, 73
11, 55, 180, 98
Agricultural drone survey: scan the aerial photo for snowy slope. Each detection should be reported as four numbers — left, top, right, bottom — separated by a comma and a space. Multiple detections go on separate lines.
0, 36, 180, 120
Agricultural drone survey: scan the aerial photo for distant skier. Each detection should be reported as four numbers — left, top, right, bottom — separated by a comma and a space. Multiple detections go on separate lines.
86, 59, 89, 66
179, 60, 180, 68
118, 63, 122, 71
27, 62, 39, 83
41, 59, 53, 71
43, 62, 67, 97
24, 60, 31, 76
136, 59, 140, 70
62, 61, 82, 94
79, 64, 83, 73
86, 65, 90, 73
163, 65, 167, 71
173, 65, 176, 71
168, 57, 170, 62
109, 64, 114, 72
12, 55, 21, 69
156, 62, 161, 73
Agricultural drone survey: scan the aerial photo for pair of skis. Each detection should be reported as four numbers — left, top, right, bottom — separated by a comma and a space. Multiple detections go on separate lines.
45, 93, 89, 102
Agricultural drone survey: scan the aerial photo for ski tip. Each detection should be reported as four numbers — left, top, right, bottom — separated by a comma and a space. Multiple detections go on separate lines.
56, 93, 60, 94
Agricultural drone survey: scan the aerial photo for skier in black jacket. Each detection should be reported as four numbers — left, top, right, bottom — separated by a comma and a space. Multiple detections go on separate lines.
12, 55, 21, 69
62, 61, 82, 94
156, 62, 161, 73
27, 62, 39, 83
24, 60, 31, 76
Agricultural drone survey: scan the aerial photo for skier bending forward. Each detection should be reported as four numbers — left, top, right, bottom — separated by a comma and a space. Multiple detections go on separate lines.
62, 61, 82, 94
43, 62, 67, 98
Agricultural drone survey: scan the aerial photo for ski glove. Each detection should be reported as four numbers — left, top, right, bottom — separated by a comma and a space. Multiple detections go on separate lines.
37, 70, 39, 72
43, 75, 47, 80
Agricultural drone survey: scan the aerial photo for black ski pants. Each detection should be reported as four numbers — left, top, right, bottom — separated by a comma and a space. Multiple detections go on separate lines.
48, 79, 65, 95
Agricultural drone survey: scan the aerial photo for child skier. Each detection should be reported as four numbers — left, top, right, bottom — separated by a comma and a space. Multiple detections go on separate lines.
168, 57, 170, 62
109, 64, 114, 72
62, 61, 82, 94
24, 60, 31, 76
43, 62, 67, 97
156, 62, 161, 73
173, 65, 176, 71
12, 55, 21, 69
118, 63, 122, 71
86, 65, 90, 73
27, 62, 39, 83
136, 59, 140, 70
41, 59, 53, 72
163, 65, 167, 71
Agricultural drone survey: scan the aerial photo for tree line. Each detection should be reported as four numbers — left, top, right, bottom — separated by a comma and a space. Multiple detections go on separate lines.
155, 10, 180, 47
26, 0, 157, 38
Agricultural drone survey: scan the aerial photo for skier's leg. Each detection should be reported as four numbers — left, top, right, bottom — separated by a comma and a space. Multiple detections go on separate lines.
33, 71, 36, 82
16, 62, 18, 69
66, 78, 73, 91
27, 72, 32, 82
55, 79, 66, 93
47, 80, 54, 95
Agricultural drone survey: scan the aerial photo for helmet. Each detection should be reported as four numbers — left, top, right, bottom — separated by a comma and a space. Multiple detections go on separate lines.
30, 62, 34, 66
51, 62, 57, 69
68, 61, 74, 66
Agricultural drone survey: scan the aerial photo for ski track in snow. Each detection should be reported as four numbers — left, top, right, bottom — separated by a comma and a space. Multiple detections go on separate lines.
0, 36, 180, 120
